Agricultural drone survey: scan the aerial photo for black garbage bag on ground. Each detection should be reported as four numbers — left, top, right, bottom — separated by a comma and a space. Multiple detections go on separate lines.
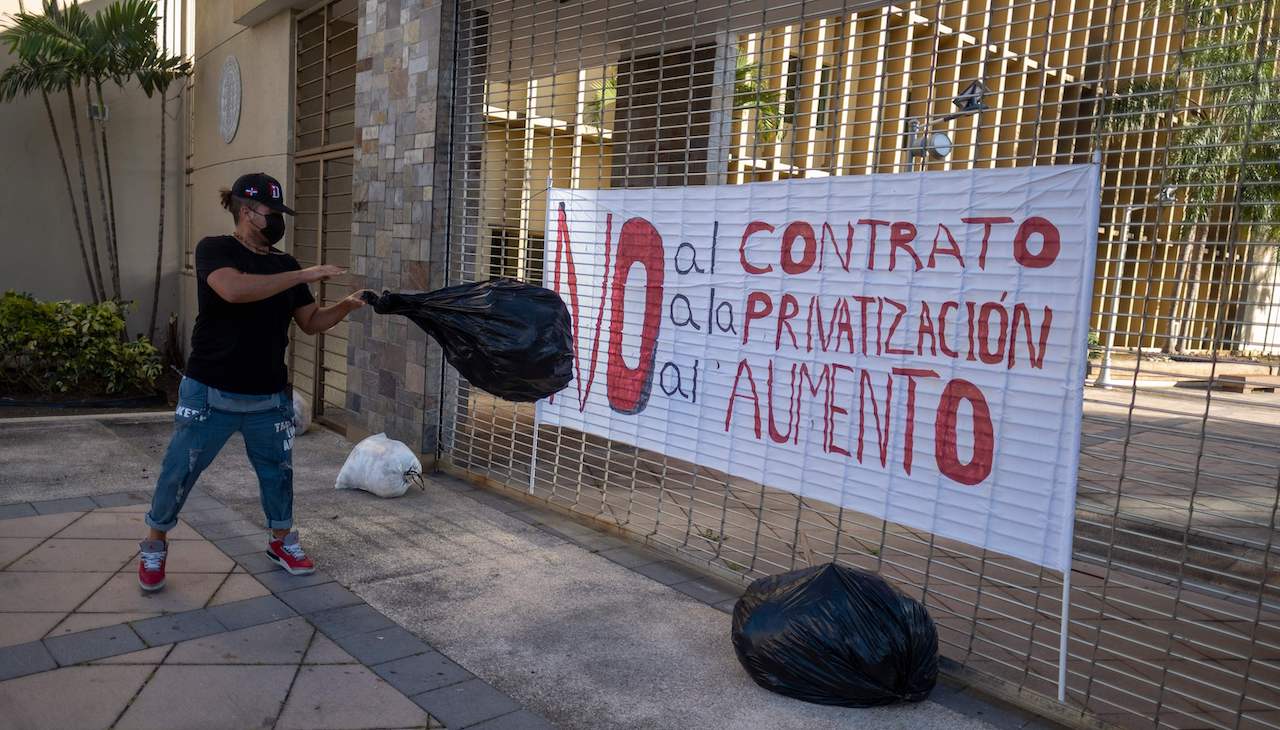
731, 562, 938, 707
362, 279, 573, 402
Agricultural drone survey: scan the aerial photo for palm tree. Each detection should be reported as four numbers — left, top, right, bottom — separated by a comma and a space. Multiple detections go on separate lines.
1104, 0, 1280, 353
1, 1, 107, 302
1, 0, 189, 336
584, 76, 616, 128
135, 37, 191, 341
85, 0, 167, 302
735, 54, 785, 145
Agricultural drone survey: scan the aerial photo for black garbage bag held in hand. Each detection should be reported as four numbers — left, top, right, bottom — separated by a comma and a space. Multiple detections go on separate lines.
731, 562, 938, 707
362, 279, 573, 402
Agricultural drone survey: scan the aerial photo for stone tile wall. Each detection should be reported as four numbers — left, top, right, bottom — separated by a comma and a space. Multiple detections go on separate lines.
348, 0, 456, 460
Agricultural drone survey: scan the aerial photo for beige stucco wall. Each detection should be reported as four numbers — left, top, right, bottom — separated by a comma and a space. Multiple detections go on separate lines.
0, 0, 185, 341
183, 2, 295, 350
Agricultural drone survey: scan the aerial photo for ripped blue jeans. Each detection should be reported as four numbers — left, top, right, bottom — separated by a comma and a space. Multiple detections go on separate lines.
145, 377, 295, 532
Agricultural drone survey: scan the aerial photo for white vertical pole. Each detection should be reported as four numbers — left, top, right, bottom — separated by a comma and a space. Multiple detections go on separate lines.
529, 174, 552, 497
529, 400, 540, 495
1058, 568, 1072, 703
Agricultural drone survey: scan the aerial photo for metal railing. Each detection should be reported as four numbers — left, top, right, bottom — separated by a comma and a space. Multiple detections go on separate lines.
441, 2, 1280, 728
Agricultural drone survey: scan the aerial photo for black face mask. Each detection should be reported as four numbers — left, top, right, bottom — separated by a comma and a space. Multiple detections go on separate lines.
255, 212, 286, 244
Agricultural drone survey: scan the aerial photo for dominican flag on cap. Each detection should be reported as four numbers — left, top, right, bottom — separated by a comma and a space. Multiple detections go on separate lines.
231, 172, 296, 215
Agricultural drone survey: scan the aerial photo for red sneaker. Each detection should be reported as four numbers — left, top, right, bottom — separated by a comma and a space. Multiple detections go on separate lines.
267, 532, 316, 576
138, 539, 167, 592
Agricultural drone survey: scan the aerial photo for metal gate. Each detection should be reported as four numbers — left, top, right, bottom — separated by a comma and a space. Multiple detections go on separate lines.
292, 0, 358, 433
441, 2, 1280, 728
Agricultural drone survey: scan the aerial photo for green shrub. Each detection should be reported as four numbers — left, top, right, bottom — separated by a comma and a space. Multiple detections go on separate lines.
1087, 330, 1102, 359
0, 291, 163, 395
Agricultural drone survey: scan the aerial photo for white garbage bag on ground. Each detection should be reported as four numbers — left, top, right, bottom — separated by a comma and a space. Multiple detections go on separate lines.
292, 390, 312, 435
335, 433, 423, 498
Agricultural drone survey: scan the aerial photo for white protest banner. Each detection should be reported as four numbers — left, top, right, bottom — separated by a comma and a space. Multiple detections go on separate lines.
538, 164, 1100, 572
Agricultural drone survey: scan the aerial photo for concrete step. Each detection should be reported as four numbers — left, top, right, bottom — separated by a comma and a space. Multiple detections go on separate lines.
1175, 374, 1280, 393
1074, 512, 1276, 602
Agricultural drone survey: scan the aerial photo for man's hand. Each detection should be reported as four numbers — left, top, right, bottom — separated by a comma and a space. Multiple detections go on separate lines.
300, 264, 345, 283
343, 289, 375, 309
294, 289, 377, 335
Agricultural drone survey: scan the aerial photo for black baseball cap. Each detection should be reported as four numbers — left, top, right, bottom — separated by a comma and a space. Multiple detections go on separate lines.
231, 172, 295, 215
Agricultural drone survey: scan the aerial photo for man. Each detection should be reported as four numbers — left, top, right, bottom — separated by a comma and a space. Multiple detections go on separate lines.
138, 172, 368, 592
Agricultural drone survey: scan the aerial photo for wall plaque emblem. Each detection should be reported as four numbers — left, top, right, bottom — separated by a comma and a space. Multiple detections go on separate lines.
219, 56, 241, 144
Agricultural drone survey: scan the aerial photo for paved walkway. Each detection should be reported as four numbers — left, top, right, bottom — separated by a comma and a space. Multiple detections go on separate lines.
0, 413, 1037, 730
0, 495, 543, 729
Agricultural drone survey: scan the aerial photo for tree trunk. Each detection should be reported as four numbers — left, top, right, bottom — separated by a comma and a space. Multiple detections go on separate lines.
1179, 235, 1210, 354
95, 81, 122, 305
149, 88, 167, 342
65, 86, 107, 301
1166, 224, 1200, 353
85, 83, 120, 303
42, 90, 98, 303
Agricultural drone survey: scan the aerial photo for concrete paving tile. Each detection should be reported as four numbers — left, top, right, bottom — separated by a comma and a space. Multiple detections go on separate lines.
165, 617, 313, 665
182, 496, 225, 512
115, 664, 296, 730
0, 503, 37, 520
181, 506, 242, 526
131, 609, 224, 646
532, 515, 601, 542
46, 611, 159, 638
213, 534, 267, 557
0, 537, 41, 567
372, 651, 473, 696
332, 625, 431, 665
0, 571, 113, 612
467, 490, 526, 513
99, 503, 150, 513
164, 539, 235, 573
630, 560, 707, 586
192, 519, 265, 541
469, 710, 557, 730
0, 612, 66, 648
31, 496, 99, 515
208, 573, 271, 607
0, 511, 83, 538
44, 622, 145, 665
278, 582, 362, 615
78, 572, 223, 614
597, 545, 662, 568
303, 632, 359, 664
276, 665, 431, 730
170, 519, 210, 540
234, 550, 280, 574
91, 492, 149, 509
6, 538, 139, 572
254, 567, 334, 593
0, 664, 152, 729
91, 643, 171, 664
0, 640, 57, 681
208, 595, 298, 631
309, 603, 395, 639
505, 510, 542, 526
712, 598, 738, 614
54, 511, 199, 540
412, 678, 522, 729
670, 578, 740, 606
569, 532, 630, 552
438, 479, 477, 493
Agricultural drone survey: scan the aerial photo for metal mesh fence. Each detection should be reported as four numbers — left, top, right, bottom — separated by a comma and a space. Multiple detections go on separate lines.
439, 1, 1280, 728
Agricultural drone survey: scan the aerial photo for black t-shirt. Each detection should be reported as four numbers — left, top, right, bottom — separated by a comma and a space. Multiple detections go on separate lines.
185, 235, 316, 395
